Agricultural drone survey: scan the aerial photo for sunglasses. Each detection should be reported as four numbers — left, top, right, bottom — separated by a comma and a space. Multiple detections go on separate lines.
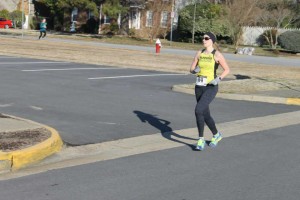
203, 37, 211, 41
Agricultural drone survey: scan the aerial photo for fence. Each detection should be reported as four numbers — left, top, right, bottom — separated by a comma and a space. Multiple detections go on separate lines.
241, 26, 300, 46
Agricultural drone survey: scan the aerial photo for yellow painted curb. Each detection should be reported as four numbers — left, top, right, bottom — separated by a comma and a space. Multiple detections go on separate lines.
287, 98, 300, 106
0, 125, 63, 171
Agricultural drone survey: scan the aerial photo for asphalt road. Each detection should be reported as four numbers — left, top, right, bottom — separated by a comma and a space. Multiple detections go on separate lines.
0, 56, 299, 145
1, 124, 299, 200
1, 53, 300, 199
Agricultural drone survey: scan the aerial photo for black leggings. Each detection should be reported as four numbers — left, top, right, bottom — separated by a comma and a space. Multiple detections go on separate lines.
195, 85, 218, 137
39, 31, 46, 39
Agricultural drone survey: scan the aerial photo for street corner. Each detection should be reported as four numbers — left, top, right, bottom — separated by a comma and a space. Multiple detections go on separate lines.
0, 115, 63, 172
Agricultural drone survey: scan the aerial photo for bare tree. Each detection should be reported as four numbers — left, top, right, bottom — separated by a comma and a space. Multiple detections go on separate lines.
257, 0, 298, 49
224, 0, 260, 48
144, 0, 172, 42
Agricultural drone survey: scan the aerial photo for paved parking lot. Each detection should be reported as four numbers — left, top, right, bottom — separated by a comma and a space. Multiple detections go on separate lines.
0, 55, 299, 145
1, 55, 300, 200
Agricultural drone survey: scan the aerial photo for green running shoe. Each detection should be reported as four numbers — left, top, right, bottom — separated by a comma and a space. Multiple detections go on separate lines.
195, 138, 205, 151
209, 132, 222, 147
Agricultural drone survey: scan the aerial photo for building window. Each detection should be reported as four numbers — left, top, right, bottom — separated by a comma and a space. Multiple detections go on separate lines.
104, 15, 111, 24
72, 7, 78, 22
146, 11, 153, 27
161, 11, 168, 28
129, 10, 140, 29
89, 10, 94, 19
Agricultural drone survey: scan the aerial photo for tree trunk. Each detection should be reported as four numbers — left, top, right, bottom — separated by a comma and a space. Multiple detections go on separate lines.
234, 27, 243, 49
262, 34, 271, 48
98, 4, 102, 34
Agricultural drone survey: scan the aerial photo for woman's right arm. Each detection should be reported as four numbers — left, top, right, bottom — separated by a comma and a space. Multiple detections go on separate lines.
190, 51, 200, 73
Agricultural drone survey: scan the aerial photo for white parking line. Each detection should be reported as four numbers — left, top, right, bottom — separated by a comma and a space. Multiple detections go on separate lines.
0, 61, 69, 65
22, 67, 120, 72
0, 103, 13, 108
30, 106, 43, 111
89, 74, 187, 80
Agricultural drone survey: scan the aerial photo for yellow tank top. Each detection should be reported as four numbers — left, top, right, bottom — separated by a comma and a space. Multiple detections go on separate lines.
197, 49, 219, 83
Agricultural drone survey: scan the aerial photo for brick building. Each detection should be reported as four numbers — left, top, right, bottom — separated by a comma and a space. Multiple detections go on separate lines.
69, 0, 173, 38
126, 0, 173, 38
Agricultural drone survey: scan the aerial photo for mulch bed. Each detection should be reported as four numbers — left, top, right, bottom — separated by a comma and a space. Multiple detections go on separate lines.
0, 128, 51, 152
0, 115, 51, 152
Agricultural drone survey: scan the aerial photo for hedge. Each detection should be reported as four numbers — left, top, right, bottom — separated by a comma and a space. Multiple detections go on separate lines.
278, 31, 300, 53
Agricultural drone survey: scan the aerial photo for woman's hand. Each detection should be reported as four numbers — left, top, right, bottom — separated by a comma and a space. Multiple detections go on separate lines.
191, 66, 200, 74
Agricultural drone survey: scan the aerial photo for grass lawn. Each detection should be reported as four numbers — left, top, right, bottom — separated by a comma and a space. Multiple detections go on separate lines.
68, 34, 298, 58
1, 29, 299, 59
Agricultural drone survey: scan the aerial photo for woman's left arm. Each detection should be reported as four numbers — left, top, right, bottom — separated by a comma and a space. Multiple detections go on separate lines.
215, 51, 230, 80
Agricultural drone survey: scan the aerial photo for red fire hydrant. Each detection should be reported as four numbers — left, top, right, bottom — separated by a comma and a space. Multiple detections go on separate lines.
155, 38, 161, 53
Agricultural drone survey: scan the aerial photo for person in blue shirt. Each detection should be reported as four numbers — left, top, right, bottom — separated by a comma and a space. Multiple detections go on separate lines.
39, 18, 47, 39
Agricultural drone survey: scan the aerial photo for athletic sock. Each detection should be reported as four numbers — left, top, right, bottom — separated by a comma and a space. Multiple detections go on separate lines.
214, 132, 220, 138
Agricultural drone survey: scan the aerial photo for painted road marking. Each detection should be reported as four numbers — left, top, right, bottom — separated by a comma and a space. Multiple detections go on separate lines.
22, 67, 120, 72
30, 106, 43, 111
1, 110, 299, 180
0, 61, 69, 65
89, 74, 187, 80
0, 103, 13, 108
97, 121, 119, 125
287, 98, 300, 106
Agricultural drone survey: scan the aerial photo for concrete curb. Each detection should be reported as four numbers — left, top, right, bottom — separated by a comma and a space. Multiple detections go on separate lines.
172, 85, 300, 106
0, 116, 63, 172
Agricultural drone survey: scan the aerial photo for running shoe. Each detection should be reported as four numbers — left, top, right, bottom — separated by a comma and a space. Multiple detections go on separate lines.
195, 138, 205, 151
209, 132, 222, 147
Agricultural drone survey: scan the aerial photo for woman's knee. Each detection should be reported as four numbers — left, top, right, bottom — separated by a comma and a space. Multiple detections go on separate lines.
195, 106, 205, 116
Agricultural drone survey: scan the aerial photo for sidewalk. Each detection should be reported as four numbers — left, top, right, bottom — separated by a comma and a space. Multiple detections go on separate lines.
0, 114, 63, 173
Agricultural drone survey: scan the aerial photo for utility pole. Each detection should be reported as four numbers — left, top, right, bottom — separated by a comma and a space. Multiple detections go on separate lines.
22, 0, 24, 38
192, 1, 196, 44
98, 4, 102, 34
28, 0, 30, 29
170, 0, 175, 45
192, 0, 202, 44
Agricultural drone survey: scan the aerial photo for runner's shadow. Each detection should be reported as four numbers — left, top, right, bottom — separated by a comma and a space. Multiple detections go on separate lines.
133, 111, 196, 150
234, 74, 251, 80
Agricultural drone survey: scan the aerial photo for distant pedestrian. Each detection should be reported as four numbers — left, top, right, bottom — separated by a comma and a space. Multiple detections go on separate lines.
190, 32, 230, 151
39, 18, 47, 39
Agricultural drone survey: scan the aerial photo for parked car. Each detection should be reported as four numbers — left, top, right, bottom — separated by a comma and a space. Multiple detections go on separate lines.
0, 18, 13, 29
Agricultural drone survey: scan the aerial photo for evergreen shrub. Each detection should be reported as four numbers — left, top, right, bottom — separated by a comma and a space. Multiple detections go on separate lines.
278, 31, 300, 53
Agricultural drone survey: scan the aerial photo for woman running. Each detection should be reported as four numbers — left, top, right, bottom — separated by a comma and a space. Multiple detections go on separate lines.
190, 32, 230, 151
